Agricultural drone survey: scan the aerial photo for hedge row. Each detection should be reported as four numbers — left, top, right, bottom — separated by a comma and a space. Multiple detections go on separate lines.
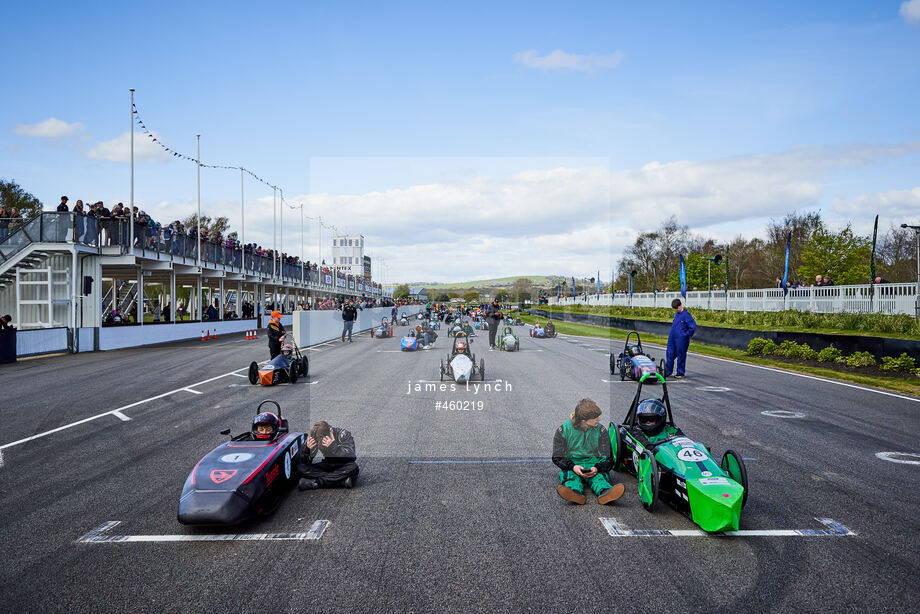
541, 305, 920, 338
746, 337, 919, 374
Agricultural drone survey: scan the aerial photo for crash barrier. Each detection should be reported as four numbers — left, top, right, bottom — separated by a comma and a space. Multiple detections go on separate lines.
527, 309, 920, 362
292, 305, 424, 348
98, 317, 284, 352
551, 282, 919, 316
0, 328, 15, 363
12, 327, 69, 358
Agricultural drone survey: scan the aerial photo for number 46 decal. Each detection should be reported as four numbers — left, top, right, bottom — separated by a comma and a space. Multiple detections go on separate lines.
677, 448, 708, 462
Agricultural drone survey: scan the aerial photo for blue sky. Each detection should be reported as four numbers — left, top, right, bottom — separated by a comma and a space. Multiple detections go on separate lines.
2, 1, 919, 282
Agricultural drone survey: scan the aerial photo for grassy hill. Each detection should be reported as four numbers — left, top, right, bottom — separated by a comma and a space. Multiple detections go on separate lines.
405, 275, 555, 290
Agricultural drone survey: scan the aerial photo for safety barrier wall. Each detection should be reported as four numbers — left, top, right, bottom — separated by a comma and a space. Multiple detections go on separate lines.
98, 319, 266, 351
551, 282, 919, 315
292, 305, 423, 348
15, 327, 69, 357
528, 309, 920, 361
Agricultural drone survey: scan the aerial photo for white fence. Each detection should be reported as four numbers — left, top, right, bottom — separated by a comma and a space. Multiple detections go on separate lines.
551, 282, 919, 315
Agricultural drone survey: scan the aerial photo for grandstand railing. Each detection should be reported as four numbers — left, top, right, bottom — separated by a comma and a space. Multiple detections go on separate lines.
550, 283, 919, 315
0, 213, 387, 296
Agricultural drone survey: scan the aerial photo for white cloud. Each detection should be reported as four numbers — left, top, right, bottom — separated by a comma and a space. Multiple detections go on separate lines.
900, 0, 920, 24
85, 131, 172, 163
11, 117, 85, 138
833, 187, 920, 219
127, 142, 920, 283
514, 49, 625, 72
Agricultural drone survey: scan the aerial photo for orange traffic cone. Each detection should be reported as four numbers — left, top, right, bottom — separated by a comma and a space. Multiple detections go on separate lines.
201, 330, 206, 341
211, 329, 217, 340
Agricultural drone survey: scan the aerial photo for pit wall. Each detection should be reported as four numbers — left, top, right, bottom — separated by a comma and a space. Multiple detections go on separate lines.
292, 305, 423, 348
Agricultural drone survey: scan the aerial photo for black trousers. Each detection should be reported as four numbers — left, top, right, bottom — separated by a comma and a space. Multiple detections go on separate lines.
488, 321, 498, 347
269, 340, 281, 359
299, 460, 359, 487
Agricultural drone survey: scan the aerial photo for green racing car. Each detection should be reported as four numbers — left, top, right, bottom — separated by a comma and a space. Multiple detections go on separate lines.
610, 373, 749, 532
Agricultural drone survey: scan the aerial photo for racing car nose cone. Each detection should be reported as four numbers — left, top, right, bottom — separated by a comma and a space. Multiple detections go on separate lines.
178, 490, 251, 526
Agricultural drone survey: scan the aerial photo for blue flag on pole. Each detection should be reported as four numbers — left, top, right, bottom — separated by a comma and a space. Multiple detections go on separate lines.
572, 276, 576, 298
557, 284, 560, 300
629, 275, 633, 297
781, 231, 791, 296
679, 255, 687, 299
597, 270, 600, 299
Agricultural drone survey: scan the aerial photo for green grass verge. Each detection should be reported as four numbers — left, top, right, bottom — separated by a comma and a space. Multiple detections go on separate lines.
520, 315, 920, 397
535, 304, 920, 341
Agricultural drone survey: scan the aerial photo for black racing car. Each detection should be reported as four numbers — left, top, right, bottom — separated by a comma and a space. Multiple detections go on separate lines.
178, 401, 305, 525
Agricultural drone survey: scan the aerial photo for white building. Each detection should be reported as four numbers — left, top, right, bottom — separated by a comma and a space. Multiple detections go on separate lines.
331, 234, 367, 278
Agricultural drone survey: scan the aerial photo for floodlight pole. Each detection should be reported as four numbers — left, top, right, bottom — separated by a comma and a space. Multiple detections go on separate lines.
129, 88, 134, 253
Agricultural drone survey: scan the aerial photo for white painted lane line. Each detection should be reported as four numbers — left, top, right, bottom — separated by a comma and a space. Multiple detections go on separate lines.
76, 520, 331, 543
230, 373, 249, 378
376, 350, 404, 353
599, 517, 856, 538
182, 388, 203, 395
762, 410, 805, 418
111, 411, 132, 422
636, 341, 920, 403
0, 367, 248, 451
875, 452, 920, 465
0, 450, 4, 468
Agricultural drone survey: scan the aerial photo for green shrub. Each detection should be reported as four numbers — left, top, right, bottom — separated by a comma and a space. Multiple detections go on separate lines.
746, 337, 769, 355
761, 340, 778, 356
544, 305, 920, 339
793, 343, 818, 361
816, 346, 842, 363
880, 353, 918, 373
777, 340, 799, 357
845, 351, 877, 368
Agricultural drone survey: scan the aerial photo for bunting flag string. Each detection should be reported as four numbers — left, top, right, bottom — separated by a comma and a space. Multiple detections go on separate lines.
132, 101, 279, 191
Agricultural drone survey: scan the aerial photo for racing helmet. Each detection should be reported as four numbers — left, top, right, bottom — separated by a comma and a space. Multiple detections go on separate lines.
252, 412, 281, 440
628, 344, 643, 357
636, 399, 666, 435
280, 343, 294, 358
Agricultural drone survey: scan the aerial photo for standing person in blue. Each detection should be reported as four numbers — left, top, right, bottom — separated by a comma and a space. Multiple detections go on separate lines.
665, 298, 696, 379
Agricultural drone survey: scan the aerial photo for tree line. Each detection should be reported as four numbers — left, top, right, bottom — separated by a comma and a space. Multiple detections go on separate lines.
615, 213, 916, 291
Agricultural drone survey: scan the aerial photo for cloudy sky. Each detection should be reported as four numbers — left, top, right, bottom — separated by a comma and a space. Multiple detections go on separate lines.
2, 1, 919, 284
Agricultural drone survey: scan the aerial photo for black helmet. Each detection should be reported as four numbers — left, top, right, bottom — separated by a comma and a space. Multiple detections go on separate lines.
628, 344, 643, 357
252, 412, 281, 440
636, 399, 666, 435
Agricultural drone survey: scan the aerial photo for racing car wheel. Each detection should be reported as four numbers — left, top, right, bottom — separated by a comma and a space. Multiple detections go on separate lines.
721, 450, 748, 508
288, 363, 298, 384
248, 361, 259, 385
610, 353, 616, 375
609, 425, 623, 471
636, 449, 659, 512
479, 358, 485, 381
299, 356, 309, 377
439, 360, 445, 381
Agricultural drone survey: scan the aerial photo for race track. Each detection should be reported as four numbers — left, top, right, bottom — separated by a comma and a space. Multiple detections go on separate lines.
1, 323, 918, 613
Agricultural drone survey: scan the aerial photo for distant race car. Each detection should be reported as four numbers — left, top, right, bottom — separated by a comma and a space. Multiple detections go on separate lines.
610, 375, 749, 532
512, 317, 524, 326
496, 324, 520, 352
401, 329, 420, 351
612, 331, 665, 380
248, 343, 308, 386
178, 400, 305, 525
530, 324, 546, 338
372, 318, 394, 338
429, 318, 441, 331
440, 331, 485, 383
399, 314, 410, 326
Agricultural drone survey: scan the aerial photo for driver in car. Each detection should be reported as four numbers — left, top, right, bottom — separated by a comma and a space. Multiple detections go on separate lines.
552, 398, 625, 506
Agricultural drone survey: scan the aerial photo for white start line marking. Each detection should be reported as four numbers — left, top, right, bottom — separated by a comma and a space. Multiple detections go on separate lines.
599, 517, 856, 538
182, 388, 203, 395
76, 520, 331, 543
875, 452, 920, 465
696, 386, 732, 392
230, 373, 249, 378
0, 366, 250, 451
762, 410, 806, 418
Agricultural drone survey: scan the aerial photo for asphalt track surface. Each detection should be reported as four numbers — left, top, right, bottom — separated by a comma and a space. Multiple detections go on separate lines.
1, 323, 918, 613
